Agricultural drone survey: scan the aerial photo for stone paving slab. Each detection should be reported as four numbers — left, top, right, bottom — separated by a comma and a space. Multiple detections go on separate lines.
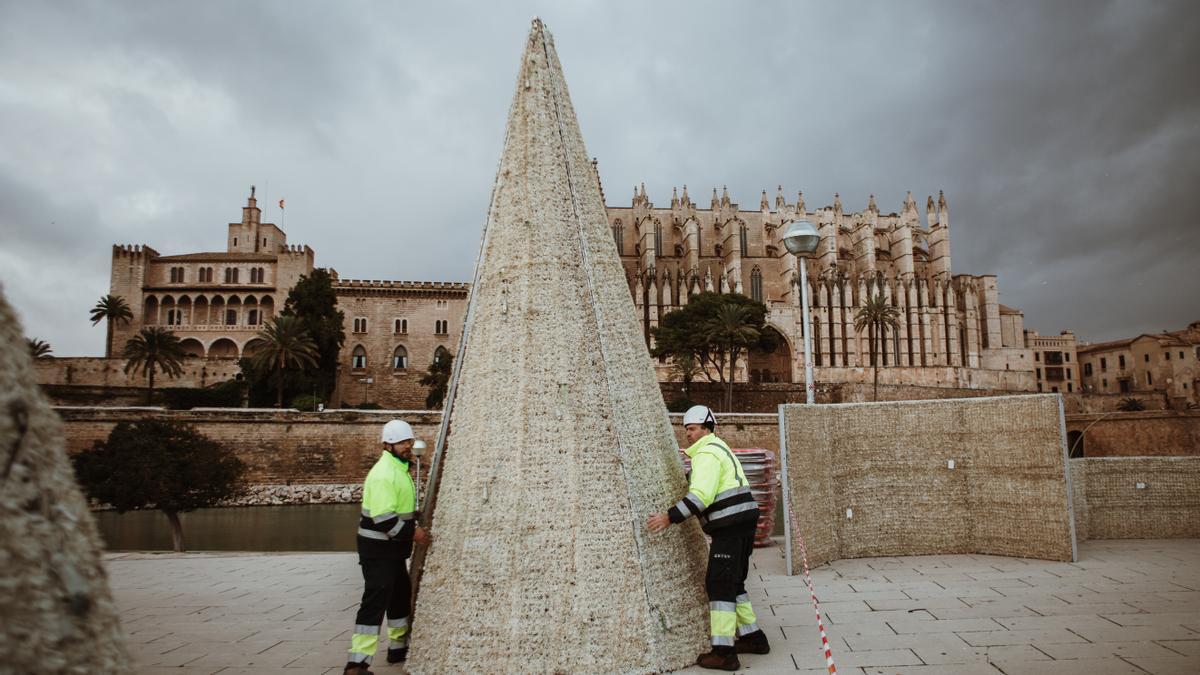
106, 539, 1200, 673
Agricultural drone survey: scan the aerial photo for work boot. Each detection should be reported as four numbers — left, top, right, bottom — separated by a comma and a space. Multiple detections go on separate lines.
735, 628, 771, 654
695, 646, 740, 671
386, 647, 408, 663
342, 664, 373, 675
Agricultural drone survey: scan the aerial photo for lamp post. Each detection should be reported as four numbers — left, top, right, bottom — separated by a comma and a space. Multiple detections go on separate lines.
782, 220, 820, 404
411, 439, 427, 504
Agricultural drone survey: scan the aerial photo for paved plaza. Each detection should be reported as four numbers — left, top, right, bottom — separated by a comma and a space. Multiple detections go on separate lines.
107, 539, 1200, 674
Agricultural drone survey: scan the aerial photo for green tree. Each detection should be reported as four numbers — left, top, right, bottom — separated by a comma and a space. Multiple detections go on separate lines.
668, 352, 702, 402
282, 269, 345, 398
854, 292, 901, 402
72, 420, 246, 552
651, 292, 778, 412
1117, 396, 1146, 412
90, 294, 133, 359
26, 337, 52, 359
122, 327, 186, 404
420, 347, 453, 409
249, 316, 319, 408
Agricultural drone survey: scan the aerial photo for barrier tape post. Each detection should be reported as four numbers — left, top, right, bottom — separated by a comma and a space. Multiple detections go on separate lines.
786, 498, 837, 675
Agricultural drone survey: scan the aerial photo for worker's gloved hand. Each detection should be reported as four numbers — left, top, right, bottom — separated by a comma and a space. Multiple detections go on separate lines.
414, 525, 432, 545
646, 512, 670, 533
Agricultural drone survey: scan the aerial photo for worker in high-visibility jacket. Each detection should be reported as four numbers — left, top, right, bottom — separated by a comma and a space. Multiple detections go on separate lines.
647, 405, 770, 672
343, 420, 430, 675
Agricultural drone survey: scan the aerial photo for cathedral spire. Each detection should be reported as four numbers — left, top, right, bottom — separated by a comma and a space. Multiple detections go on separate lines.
775, 185, 786, 210
903, 190, 917, 213
671, 186, 679, 209
721, 185, 730, 208
760, 189, 769, 210
833, 192, 842, 213
711, 187, 719, 211
796, 191, 805, 214
867, 194, 877, 213
680, 183, 689, 206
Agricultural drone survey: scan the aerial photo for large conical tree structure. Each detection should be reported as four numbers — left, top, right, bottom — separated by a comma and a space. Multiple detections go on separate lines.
0, 285, 130, 672
408, 20, 709, 674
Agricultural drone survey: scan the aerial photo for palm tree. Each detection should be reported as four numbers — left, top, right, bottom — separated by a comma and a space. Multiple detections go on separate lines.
1117, 396, 1145, 412
26, 338, 52, 359
249, 316, 319, 408
122, 327, 186, 404
705, 303, 760, 412
854, 293, 901, 402
91, 295, 134, 359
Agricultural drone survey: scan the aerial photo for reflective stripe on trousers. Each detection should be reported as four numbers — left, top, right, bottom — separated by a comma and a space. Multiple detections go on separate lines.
735, 593, 759, 636
709, 601, 737, 646
348, 624, 379, 664
388, 616, 410, 648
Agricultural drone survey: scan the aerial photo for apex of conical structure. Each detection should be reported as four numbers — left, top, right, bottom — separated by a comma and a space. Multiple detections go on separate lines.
407, 20, 709, 674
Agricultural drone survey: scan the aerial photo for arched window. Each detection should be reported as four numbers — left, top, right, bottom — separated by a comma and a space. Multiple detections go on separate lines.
353, 317, 368, 333
612, 221, 624, 255
352, 345, 367, 370
435, 319, 447, 335
224, 267, 240, 284
433, 346, 449, 366
247, 309, 260, 326
394, 318, 408, 334
654, 222, 663, 256
750, 267, 763, 303
393, 346, 408, 370
225, 309, 237, 325
739, 224, 749, 256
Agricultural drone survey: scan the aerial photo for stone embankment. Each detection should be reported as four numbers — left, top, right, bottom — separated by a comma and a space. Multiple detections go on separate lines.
219, 483, 362, 506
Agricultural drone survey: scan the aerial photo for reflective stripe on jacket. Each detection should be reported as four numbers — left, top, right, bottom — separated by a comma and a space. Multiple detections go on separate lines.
667, 433, 759, 533
357, 451, 416, 548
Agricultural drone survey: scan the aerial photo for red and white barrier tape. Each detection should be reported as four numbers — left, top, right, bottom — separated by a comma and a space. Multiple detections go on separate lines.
787, 500, 837, 674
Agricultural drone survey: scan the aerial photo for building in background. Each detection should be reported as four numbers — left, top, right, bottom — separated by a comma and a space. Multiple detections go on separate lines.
106, 188, 468, 408
82, 183, 1048, 408
609, 184, 1033, 390
1024, 330, 1080, 393
1078, 322, 1200, 408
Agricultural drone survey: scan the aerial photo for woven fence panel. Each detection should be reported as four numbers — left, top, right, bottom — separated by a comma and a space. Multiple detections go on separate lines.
1082, 457, 1200, 539
783, 395, 1075, 573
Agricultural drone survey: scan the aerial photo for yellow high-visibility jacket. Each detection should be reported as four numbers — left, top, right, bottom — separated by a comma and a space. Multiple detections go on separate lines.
356, 450, 416, 558
668, 433, 759, 534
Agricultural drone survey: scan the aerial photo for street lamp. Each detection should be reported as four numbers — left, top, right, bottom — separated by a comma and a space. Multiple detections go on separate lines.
782, 219, 820, 404
411, 439, 427, 503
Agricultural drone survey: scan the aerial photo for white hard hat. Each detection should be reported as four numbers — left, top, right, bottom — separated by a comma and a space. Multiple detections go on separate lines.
683, 405, 716, 427
381, 419, 414, 444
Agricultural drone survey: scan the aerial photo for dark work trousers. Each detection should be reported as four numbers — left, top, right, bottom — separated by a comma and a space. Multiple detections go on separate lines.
704, 528, 757, 647
351, 557, 412, 658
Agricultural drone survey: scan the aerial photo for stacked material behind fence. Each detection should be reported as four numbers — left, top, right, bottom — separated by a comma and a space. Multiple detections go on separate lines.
1070, 457, 1200, 540
680, 448, 777, 546
782, 395, 1076, 572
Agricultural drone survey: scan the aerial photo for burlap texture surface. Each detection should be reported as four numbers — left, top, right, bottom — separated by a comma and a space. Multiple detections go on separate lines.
1073, 457, 1200, 540
407, 20, 709, 674
0, 285, 130, 672
783, 395, 1076, 572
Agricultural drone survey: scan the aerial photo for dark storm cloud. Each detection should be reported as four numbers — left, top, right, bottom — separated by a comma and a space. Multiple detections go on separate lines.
1, 1, 1196, 354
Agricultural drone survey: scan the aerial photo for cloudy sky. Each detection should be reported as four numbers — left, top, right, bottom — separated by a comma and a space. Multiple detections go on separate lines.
2, 1, 1197, 356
